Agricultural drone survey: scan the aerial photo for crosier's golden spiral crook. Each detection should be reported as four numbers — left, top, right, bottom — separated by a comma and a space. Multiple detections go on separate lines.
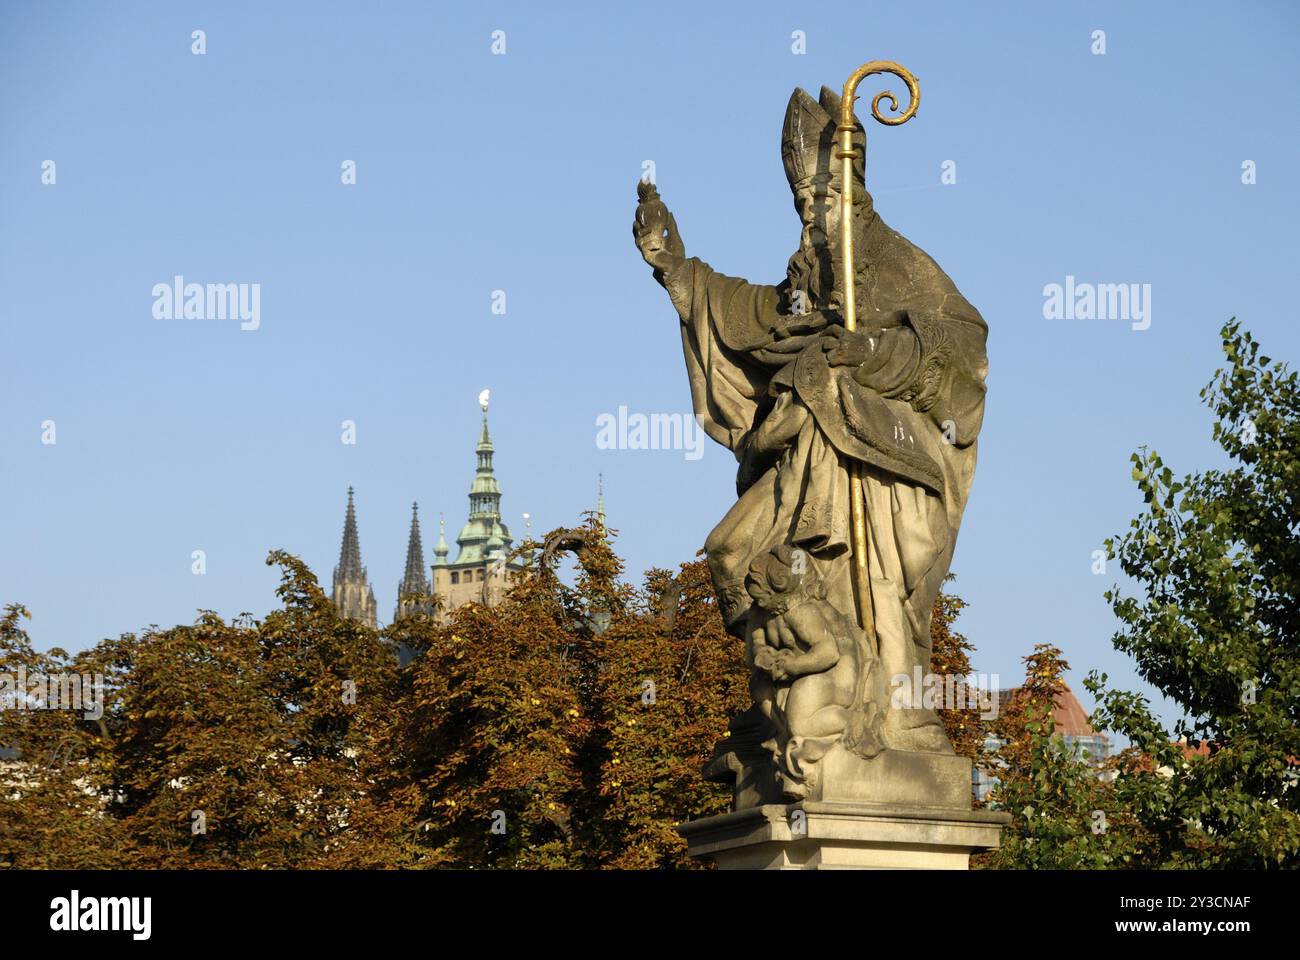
840, 60, 920, 128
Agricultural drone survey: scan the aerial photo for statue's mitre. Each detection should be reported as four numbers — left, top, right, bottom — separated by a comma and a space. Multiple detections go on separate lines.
781, 86, 866, 192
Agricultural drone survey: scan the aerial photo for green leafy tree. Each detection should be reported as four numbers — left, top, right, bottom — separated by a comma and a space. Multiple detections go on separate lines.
1086, 319, 1300, 867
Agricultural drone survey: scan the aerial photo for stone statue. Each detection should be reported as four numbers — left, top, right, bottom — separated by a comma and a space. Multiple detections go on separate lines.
634, 83, 990, 810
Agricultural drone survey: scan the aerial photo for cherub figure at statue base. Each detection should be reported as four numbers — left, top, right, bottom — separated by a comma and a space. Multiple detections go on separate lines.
742, 545, 886, 799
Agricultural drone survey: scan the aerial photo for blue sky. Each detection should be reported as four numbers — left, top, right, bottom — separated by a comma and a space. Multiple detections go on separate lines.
2, 1, 1297, 727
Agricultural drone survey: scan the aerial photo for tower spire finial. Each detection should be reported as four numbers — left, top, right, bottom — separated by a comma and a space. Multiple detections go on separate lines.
477, 388, 492, 445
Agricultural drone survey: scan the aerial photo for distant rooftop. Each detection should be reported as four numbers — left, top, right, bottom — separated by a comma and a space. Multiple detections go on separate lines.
996, 683, 1101, 739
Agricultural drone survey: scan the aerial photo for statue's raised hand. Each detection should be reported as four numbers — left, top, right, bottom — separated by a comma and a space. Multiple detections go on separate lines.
633, 180, 686, 273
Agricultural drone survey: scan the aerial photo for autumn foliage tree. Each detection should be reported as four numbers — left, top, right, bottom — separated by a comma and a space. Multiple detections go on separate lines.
4, 514, 979, 869
928, 581, 986, 770
374, 542, 601, 868
93, 553, 398, 868
0, 604, 124, 868
589, 555, 748, 867
369, 517, 747, 868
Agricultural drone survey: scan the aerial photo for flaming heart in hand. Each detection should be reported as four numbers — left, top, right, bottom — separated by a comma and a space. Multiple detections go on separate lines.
633, 180, 685, 273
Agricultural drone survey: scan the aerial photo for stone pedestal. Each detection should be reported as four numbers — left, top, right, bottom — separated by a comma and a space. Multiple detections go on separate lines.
678, 800, 1009, 869
680, 744, 1010, 869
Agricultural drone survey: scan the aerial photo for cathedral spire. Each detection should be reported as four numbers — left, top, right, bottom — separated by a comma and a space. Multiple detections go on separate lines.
337, 486, 363, 580
399, 502, 429, 596
331, 486, 377, 629
596, 473, 606, 530
395, 501, 432, 621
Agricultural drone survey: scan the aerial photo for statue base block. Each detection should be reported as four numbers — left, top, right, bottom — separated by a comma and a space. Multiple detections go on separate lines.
812, 746, 973, 806
685, 747, 1009, 869
677, 800, 1010, 870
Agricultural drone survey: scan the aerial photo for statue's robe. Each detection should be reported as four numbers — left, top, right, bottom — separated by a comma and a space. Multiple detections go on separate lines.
661, 212, 988, 750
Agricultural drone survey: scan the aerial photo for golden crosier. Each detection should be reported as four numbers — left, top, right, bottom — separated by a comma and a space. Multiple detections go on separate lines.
835, 60, 919, 651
